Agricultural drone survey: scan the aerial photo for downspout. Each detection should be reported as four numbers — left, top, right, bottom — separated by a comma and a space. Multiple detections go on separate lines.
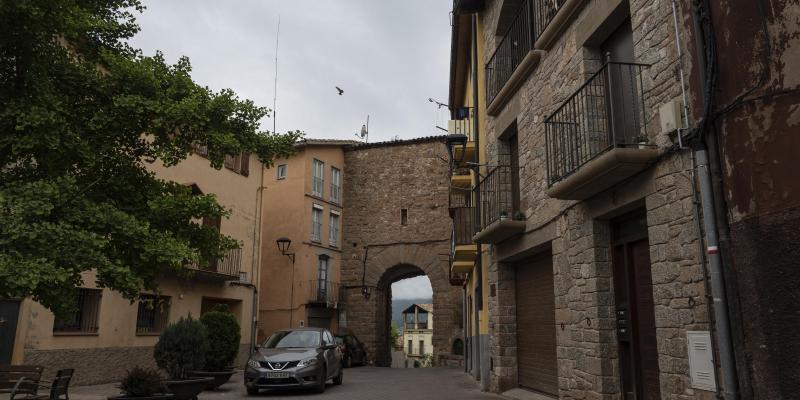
245, 165, 265, 354
690, 1, 739, 398
463, 285, 469, 373
470, 13, 484, 387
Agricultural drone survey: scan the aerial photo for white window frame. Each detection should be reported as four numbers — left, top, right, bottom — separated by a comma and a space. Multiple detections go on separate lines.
277, 164, 287, 180
329, 211, 340, 247
311, 204, 323, 242
312, 159, 324, 197
330, 167, 341, 203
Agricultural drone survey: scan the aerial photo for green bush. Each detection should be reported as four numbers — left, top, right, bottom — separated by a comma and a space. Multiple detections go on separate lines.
199, 304, 241, 371
119, 367, 165, 397
154, 316, 208, 379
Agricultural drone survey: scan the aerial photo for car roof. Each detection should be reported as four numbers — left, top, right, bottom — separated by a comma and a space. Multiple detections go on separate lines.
277, 327, 325, 332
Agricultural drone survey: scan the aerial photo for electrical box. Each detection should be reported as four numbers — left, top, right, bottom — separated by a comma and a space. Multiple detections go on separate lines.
687, 331, 717, 391
659, 98, 683, 134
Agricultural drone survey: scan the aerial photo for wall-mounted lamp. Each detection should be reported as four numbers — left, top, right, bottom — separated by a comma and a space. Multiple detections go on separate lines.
445, 133, 468, 165
361, 285, 372, 300
276, 237, 295, 264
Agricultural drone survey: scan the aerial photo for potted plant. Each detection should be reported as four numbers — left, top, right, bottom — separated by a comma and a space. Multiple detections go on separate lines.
499, 210, 509, 221
109, 367, 172, 400
191, 305, 241, 390
154, 316, 212, 400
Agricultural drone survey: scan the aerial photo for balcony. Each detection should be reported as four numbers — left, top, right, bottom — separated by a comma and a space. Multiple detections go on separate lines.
188, 248, 242, 282
453, 0, 485, 14
449, 108, 476, 167
307, 280, 340, 308
545, 61, 658, 200
451, 206, 477, 263
485, 0, 585, 114
473, 162, 525, 244
450, 166, 472, 189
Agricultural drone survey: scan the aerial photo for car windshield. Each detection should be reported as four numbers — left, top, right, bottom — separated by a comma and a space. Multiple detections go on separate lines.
263, 330, 321, 349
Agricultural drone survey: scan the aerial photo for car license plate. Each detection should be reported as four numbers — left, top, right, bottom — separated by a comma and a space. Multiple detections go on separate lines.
267, 372, 290, 379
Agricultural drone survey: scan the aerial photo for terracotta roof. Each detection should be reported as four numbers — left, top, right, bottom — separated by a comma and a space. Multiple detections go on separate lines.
295, 138, 362, 147
344, 135, 446, 150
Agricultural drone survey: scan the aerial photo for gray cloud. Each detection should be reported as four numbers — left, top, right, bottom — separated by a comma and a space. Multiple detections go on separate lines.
391, 276, 433, 300
129, 0, 453, 142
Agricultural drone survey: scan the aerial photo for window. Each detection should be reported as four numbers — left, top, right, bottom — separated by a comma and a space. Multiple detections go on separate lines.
312, 159, 324, 197
405, 312, 415, 329
330, 167, 341, 203
317, 255, 330, 302
329, 212, 340, 247
136, 295, 170, 335
419, 340, 425, 355
277, 164, 287, 180
311, 206, 323, 242
53, 288, 102, 334
401, 208, 408, 225
408, 340, 413, 354
418, 312, 428, 329
224, 152, 250, 176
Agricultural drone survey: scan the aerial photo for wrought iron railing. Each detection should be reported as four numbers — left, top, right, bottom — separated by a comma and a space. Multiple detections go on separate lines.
307, 280, 340, 306
449, 107, 475, 142
189, 247, 242, 278
531, 0, 566, 42
452, 206, 476, 246
545, 61, 650, 185
474, 155, 518, 231
486, 0, 534, 105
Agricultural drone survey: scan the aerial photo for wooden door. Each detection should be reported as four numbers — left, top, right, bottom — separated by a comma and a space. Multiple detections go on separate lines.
515, 254, 558, 396
612, 214, 661, 400
0, 300, 20, 364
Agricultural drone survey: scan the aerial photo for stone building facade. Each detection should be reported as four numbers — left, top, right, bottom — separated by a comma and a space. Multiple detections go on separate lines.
449, 0, 726, 398
338, 138, 464, 367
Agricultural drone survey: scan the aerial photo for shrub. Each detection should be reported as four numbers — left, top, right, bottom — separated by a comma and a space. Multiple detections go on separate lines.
119, 367, 165, 397
199, 304, 241, 371
154, 316, 208, 379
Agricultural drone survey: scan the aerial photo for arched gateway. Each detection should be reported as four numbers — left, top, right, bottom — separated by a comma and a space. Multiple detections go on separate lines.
339, 138, 463, 366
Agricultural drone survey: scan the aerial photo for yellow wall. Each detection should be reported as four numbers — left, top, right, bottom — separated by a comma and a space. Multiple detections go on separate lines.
259, 145, 345, 339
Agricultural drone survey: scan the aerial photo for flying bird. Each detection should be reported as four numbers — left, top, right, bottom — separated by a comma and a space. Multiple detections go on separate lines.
336, 86, 344, 95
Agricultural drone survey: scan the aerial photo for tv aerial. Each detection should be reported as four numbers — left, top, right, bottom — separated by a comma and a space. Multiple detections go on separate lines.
355, 115, 369, 143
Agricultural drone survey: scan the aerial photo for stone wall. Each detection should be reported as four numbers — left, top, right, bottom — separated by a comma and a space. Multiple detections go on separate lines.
340, 138, 463, 367
479, 0, 715, 398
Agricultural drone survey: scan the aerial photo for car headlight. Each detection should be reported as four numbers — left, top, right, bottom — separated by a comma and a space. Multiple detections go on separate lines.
247, 359, 261, 369
297, 357, 318, 368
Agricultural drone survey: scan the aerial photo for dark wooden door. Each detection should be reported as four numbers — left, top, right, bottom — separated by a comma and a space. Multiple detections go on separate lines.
612, 215, 661, 400
601, 19, 640, 144
515, 254, 558, 396
0, 300, 21, 364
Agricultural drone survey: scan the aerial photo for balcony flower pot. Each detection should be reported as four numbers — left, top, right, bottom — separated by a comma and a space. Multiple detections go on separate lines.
188, 370, 236, 390
163, 378, 213, 400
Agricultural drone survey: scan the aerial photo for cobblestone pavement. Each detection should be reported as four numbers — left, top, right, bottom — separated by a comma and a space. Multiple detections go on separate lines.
69, 366, 505, 400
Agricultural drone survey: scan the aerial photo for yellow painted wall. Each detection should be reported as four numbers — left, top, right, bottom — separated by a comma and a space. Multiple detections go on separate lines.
259, 145, 345, 340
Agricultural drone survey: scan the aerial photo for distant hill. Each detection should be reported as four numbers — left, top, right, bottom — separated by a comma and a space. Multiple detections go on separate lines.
392, 297, 432, 333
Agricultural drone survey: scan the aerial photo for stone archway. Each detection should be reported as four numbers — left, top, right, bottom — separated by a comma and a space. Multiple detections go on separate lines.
341, 242, 461, 366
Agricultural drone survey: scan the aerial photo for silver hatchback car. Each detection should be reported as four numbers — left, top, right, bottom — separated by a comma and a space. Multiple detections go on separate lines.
245, 328, 343, 394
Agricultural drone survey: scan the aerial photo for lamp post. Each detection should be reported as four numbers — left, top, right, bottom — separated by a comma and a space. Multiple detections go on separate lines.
445, 133, 468, 167
276, 237, 296, 327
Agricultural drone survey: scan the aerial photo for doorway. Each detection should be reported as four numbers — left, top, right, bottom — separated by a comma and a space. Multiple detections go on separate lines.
612, 211, 660, 399
0, 299, 21, 364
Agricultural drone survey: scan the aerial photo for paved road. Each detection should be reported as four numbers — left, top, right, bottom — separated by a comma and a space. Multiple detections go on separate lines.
70, 367, 504, 400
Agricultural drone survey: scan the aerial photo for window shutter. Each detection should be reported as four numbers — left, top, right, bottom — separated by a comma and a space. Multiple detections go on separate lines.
240, 152, 250, 176
687, 331, 717, 391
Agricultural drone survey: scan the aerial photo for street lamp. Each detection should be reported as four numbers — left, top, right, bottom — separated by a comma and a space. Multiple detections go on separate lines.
445, 133, 468, 165
361, 285, 372, 300
276, 237, 295, 263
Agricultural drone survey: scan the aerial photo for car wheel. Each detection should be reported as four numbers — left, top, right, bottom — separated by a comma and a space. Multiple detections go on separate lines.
333, 365, 343, 385
314, 366, 327, 393
246, 387, 259, 395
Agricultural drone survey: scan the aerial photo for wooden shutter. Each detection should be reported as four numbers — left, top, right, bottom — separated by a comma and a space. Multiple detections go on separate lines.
515, 254, 558, 396
240, 152, 250, 176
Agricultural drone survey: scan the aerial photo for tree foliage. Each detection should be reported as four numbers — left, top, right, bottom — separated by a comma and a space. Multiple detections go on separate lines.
0, 0, 302, 316
390, 321, 401, 350
199, 304, 241, 371
154, 316, 208, 380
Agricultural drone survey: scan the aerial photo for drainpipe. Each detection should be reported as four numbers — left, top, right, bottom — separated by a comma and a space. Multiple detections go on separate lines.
463, 285, 469, 373
243, 165, 265, 354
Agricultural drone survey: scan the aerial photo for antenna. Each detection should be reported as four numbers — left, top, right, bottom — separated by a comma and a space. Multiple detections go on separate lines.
356, 114, 369, 143
272, 16, 281, 134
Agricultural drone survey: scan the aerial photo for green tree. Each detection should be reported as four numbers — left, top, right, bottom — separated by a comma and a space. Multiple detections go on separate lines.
390, 321, 401, 350
0, 0, 302, 317
199, 304, 241, 371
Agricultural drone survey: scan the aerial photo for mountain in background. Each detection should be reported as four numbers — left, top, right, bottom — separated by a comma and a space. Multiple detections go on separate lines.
391, 297, 432, 332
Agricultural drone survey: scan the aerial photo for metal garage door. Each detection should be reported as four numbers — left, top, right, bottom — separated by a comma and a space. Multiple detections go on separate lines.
515, 254, 558, 396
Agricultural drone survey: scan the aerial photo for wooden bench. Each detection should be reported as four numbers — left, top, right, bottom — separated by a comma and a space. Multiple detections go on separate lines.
0, 365, 44, 396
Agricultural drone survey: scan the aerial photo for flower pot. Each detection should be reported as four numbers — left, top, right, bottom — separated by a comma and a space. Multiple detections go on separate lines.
108, 395, 173, 400
188, 370, 236, 390
164, 378, 213, 400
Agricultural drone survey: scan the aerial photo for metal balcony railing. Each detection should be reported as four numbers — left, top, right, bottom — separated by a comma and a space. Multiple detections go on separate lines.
452, 206, 476, 246
545, 61, 650, 185
189, 248, 242, 279
449, 107, 475, 141
307, 280, 340, 306
474, 156, 519, 231
531, 0, 566, 43
486, 0, 534, 105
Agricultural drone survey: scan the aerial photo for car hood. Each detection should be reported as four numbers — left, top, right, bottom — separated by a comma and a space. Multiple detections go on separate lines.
253, 348, 318, 362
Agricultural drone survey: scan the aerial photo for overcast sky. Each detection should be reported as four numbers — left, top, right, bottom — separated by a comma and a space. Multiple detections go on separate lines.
392, 276, 433, 300
128, 0, 453, 143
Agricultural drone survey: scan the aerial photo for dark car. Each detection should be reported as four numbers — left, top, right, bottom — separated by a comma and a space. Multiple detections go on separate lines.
245, 328, 343, 394
334, 333, 367, 368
